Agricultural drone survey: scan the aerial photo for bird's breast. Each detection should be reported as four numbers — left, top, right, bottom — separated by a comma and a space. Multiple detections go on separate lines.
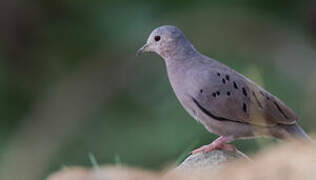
166, 62, 205, 122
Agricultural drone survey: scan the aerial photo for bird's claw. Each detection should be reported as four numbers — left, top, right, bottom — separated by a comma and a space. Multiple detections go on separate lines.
191, 143, 236, 154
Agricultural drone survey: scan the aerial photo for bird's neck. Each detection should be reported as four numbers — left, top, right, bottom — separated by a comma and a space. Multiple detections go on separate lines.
160, 39, 199, 63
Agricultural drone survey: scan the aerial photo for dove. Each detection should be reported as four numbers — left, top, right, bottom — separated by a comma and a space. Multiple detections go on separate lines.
137, 25, 311, 153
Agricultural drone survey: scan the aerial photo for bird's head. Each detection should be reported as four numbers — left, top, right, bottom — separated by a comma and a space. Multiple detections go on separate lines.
137, 25, 193, 58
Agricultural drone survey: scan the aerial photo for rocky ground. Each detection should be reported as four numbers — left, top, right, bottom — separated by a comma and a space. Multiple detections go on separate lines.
47, 141, 316, 180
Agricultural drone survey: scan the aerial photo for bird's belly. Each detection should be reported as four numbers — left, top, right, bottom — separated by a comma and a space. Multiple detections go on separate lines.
195, 109, 227, 135
196, 110, 254, 138
171, 85, 233, 136
175, 94, 221, 134
178, 95, 254, 138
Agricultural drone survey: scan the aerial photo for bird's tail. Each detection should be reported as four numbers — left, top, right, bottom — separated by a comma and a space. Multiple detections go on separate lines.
279, 123, 313, 142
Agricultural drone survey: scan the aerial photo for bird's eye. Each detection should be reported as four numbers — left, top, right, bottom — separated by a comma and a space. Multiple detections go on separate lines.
154, 36, 161, 42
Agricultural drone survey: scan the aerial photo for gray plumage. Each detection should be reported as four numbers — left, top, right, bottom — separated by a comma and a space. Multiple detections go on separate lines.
137, 25, 311, 151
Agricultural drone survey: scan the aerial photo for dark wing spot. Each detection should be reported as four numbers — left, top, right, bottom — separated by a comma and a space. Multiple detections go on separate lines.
242, 87, 248, 97
212, 92, 217, 97
273, 101, 289, 119
227, 91, 231, 96
216, 91, 220, 95
242, 103, 247, 113
260, 91, 269, 99
217, 72, 221, 76
233, 81, 239, 89
191, 109, 197, 116
252, 91, 263, 109
225, 75, 230, 81
222, 79, 226, 84
200, 89, 203, 93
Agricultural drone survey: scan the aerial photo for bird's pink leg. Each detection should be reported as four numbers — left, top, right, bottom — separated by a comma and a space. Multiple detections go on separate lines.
191, 136, 236, 154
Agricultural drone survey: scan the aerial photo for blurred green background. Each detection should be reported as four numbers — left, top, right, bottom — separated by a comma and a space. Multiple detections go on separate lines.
1, 0, 316, 179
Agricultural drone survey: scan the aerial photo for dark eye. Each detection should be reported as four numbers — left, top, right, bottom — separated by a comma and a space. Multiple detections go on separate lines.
154, 36, 161, 42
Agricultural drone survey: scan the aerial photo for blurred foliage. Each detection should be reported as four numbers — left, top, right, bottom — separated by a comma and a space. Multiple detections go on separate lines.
0, 0, 316, 179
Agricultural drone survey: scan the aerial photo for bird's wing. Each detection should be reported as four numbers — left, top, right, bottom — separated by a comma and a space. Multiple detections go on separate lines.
191, 67, 297, 127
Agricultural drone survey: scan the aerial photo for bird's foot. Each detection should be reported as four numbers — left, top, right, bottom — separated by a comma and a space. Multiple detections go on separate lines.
191, 136, 236, 154
191, 143, 236, 154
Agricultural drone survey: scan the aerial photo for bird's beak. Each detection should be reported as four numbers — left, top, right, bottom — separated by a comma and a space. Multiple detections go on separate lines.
136, 43, 149, 56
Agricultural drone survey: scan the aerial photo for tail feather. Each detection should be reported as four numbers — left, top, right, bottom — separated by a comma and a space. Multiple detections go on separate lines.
279, 123, 313, 142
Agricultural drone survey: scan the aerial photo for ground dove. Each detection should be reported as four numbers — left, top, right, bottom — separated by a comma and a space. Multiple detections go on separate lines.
137, 25, 311, 153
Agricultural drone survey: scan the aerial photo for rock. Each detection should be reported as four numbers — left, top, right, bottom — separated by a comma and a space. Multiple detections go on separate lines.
177, 150, 249, 171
